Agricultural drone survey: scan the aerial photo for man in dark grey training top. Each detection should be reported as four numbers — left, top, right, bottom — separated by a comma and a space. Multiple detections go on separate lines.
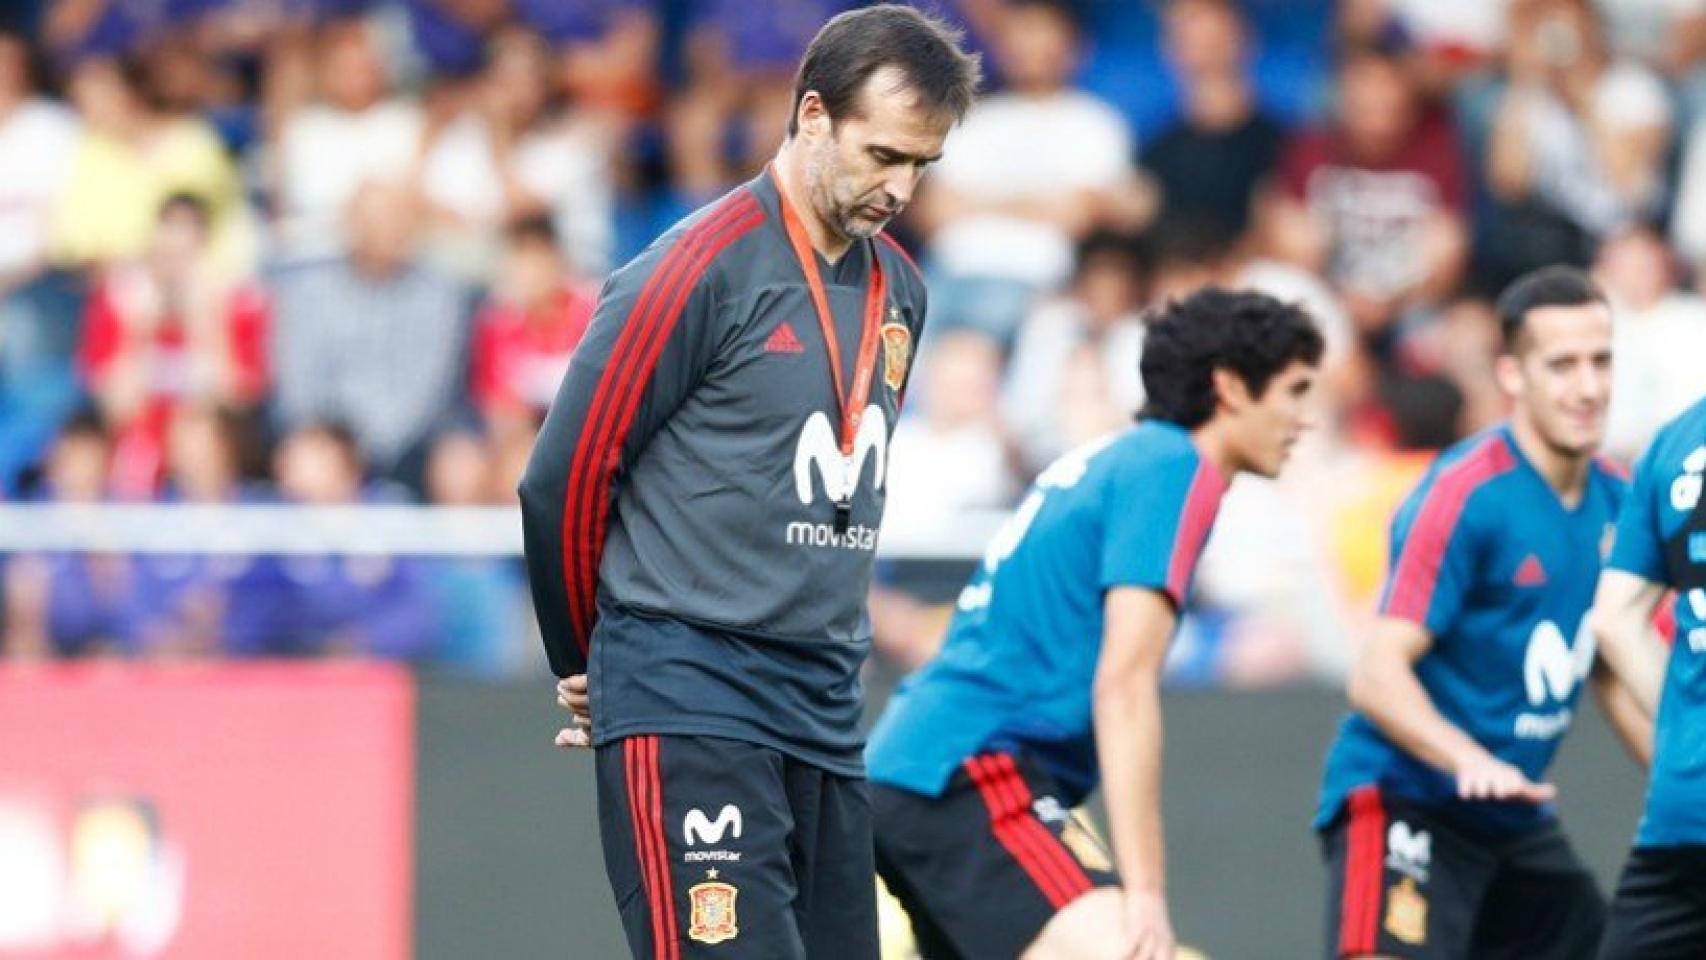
518, 7, 979, 958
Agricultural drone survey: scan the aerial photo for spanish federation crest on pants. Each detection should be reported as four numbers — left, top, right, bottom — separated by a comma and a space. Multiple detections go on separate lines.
688, 875, 739, 944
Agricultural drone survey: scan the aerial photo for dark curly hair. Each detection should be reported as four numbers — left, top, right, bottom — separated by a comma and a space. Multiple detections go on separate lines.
1139, 288, 1325, 428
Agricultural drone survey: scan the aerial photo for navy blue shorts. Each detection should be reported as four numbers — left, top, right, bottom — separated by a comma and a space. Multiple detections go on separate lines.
594, 734, 877, 960
872, 750, 1119, 959
1597, 845, 1706, 960
1321, 787, 1603, 959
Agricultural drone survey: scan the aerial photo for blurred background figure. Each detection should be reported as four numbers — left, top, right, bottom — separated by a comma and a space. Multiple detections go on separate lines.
1484, 0, 1671, 283
871, 330, 1016, 675
469, 217, 594, 438
1593, 223, 1706, 460
421, 421, 527, 676
914, 0, 1141, 346
0, 27, 81, 494
1141, 0, 1283, 245
1, 411, 133, 660
270, 421, 441, 661
126, 403, 281, 659
418, 25, 615, 279
1002, 229, 1149, 478
78, 194, 269, 498
270, 181, 469, 489
1264, 45, 1468, 352
666, 0, 850, 200
269, 16, 424, 260
51, 55, 250, 275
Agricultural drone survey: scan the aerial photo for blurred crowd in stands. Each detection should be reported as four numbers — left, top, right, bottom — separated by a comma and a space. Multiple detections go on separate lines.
2, 0, 1704, 683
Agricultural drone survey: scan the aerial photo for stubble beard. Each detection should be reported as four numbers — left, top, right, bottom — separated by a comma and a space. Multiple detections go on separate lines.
806, 140, 882, 242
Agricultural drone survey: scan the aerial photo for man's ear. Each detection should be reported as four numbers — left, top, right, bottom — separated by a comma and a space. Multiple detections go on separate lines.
796, 90, 831, 140
1493, 352, 1523, 400
1212, 367, 1251, 415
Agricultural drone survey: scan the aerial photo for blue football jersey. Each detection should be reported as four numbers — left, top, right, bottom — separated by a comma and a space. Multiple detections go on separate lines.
866, 420, 1227, 806
1317, 424, 1627, 835
1607, 395, 1706, 847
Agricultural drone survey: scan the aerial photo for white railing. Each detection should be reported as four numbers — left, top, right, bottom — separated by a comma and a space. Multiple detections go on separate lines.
0, 504, 1007, 560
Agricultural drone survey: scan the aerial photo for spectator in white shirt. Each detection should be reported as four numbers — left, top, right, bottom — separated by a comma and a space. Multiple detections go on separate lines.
0, 29, 82, 492
271, 18, 424, 259
419, 25, 615, 279
1001, 230, 1148, 478
911, 0, 1140, 345
1487, 0, 1672, 262
1593, 223, 1706, 460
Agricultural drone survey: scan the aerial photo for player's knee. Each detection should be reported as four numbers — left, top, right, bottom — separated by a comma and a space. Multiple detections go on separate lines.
1021, 887, 1127, 960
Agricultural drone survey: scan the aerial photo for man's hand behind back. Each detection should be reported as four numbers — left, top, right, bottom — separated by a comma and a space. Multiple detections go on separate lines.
555, 674, 592, 749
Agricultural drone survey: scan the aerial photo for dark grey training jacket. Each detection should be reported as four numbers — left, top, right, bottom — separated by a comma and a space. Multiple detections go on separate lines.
518, 169, 928, 770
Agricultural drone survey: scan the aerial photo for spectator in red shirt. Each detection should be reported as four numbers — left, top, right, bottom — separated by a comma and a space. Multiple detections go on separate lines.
469, 215, 594, 433
1262, 45, 1468, 346
78, 193, 268, 497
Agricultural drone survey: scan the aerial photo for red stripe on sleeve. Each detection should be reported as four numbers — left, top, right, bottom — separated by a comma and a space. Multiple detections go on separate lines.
558, 192, 760, 649
562, 192, 755, 643
1165, 460, 1228, 604
1383, 435, 1516, 624
574, 203, 763, 630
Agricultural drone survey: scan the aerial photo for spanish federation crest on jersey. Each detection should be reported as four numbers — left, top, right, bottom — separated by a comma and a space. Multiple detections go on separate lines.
688, 874, 739, 944
881, 306, 911, 392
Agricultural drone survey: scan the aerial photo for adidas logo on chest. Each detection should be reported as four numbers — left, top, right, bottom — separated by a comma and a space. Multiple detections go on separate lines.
764, 321, 805, 354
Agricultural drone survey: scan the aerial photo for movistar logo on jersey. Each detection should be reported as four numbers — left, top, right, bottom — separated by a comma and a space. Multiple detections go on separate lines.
1672, 446, 1706, 512
786, 405, 886, 551
1515, 620, 1594, 740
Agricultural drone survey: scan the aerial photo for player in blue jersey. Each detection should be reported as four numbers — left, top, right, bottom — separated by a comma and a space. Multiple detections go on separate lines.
1591, 393, 1706, 959
1315, 266, 1653, 960
864, 288, 1324, 960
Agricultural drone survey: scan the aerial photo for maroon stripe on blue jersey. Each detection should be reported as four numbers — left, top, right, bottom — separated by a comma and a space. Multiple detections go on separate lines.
1165, 459, 1228, 605
1594, 454, 1631, 481
559, 191, 761, 649
1383, 434, 1517, 625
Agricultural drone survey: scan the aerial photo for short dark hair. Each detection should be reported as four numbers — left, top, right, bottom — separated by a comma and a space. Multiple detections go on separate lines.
1074, 228, 1148, 280
507, 213, 558, 248
292, 420, 366, 474
58, 407, 110, 444
1139, 288, 1325, 428
1494, 265, 1607, 353
159, 191, 211, 229
788, 4, 982, 138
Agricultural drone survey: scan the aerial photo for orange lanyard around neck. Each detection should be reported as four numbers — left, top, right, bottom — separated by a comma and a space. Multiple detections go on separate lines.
772, 165, 888, 465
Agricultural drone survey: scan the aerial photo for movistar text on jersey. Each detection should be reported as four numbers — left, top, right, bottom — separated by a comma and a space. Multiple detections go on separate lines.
785, 521, 880, 551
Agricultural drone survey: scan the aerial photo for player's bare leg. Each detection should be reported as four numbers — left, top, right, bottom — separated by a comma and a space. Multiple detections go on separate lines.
1021, 888, 1127, 960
